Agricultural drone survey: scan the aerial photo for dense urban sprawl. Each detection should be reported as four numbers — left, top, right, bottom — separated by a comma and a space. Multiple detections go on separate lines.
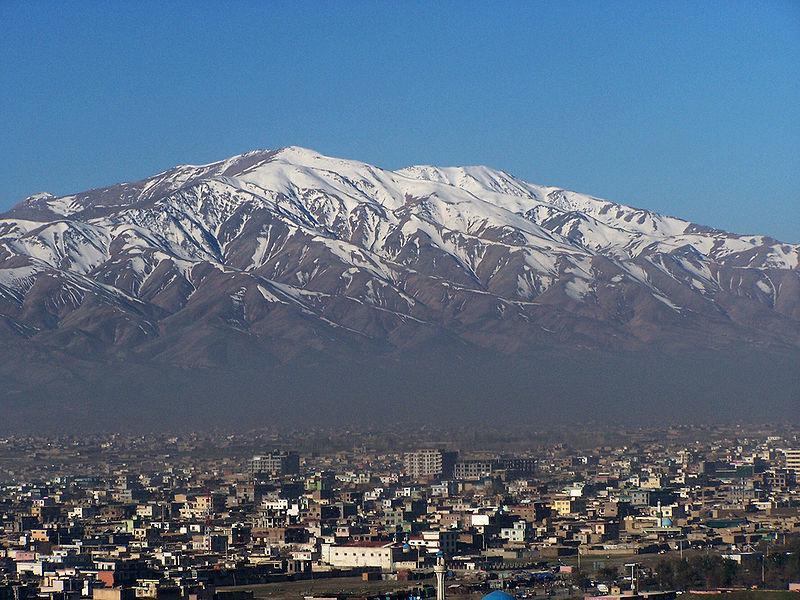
0, 426, 799, 600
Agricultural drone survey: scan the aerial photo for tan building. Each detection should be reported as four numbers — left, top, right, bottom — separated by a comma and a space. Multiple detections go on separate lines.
552, 497, 584, 516
404, 449, 457, 479
785, 449, 800, 475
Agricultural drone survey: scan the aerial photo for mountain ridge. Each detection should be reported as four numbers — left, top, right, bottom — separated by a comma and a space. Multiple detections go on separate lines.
0, 146, 798, 429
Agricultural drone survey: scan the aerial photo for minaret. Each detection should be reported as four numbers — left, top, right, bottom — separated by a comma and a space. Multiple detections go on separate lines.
434, 552, 446, 600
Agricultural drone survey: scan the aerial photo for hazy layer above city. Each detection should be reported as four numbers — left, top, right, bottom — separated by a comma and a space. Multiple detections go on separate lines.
2, 343, 798, 433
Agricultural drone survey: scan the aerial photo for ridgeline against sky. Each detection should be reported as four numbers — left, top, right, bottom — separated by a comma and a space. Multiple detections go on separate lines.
1, 1, 798, 241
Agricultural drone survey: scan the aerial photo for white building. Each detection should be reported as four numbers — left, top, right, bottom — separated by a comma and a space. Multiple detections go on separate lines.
499, 520, 528, 543
408, 530, 459, 555
321, 542, 418, 572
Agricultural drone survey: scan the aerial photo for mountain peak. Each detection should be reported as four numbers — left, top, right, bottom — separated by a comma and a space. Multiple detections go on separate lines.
270, 145, 378, 173
24, 191, 54, 202
0, 147, 798, 426
275, 145, 323, 158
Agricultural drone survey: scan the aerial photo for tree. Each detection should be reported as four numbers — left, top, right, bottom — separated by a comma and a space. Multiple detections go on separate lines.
597, 566, 618, 583
570, 570, 591, 591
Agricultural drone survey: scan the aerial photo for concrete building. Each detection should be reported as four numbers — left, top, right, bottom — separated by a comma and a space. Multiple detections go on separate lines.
408, 530, 459, 555
320, 542, 418, 571
785, 449, 800, 475
404, 450, 458, 479
251, 451, 300, 476
454, 461, 494, 481
453, 457, 536, 481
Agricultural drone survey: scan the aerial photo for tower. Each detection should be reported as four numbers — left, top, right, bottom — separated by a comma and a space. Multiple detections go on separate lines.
434, 552, 446, 600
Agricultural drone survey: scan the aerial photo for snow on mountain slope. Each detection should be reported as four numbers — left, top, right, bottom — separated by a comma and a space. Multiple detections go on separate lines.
0, 146, 798, 366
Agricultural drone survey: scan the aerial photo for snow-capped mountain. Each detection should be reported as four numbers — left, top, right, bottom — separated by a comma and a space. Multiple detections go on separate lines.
0, 147, 798, 428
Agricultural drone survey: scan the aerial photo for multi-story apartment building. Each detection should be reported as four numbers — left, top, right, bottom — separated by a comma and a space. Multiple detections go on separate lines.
785, 449, 800, 475
453, 457, 537, 480
251, 451, 300, 476
453, 460, 494, 480
404, 449, 458, 479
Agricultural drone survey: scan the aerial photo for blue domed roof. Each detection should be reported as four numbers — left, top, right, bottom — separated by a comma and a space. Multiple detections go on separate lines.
483, 592, 516, 600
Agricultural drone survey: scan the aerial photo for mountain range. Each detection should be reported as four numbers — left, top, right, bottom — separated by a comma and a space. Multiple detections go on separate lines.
1, 147, 798, 430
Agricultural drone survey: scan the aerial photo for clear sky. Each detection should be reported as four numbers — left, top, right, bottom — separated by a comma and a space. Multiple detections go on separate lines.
1, 1, 798, 241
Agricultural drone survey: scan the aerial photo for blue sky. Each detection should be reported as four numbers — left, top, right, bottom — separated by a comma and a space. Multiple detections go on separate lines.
1, 1, 798, 241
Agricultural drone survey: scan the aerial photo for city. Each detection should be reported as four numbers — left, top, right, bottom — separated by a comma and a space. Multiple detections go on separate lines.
2, 5, 798, 600
0, 426, 798, 600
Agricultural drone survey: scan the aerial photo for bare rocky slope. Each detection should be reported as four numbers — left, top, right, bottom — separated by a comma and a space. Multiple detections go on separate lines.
1, 147, 798, 430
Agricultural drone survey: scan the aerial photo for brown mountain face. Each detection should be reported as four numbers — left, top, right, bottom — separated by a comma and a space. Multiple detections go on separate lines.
1, 147, 798, 430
